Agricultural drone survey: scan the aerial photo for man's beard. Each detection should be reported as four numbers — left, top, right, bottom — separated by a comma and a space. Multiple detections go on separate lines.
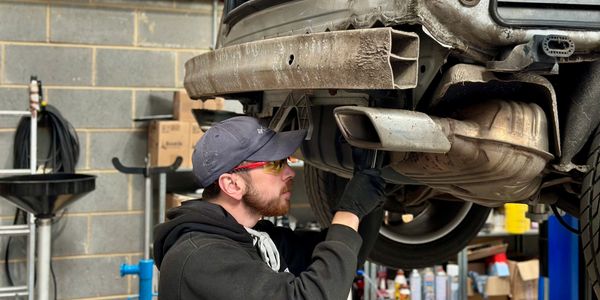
242, 179, 291, 217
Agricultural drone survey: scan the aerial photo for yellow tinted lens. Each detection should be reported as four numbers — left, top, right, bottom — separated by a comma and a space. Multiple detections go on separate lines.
263, 159, 286, 174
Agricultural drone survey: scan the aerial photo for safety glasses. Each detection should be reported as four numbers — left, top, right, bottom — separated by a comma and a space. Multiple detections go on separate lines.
232, 158, 290, 175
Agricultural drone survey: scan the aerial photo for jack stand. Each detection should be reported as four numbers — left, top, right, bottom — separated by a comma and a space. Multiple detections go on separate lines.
121, 259, 155, 300
112, 155, 181, 300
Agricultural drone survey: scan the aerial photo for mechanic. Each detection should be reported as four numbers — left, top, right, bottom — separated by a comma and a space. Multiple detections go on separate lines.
153, 116, 385, 300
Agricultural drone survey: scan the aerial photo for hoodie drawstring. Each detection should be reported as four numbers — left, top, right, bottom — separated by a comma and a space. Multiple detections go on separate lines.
245, 227, 281, 272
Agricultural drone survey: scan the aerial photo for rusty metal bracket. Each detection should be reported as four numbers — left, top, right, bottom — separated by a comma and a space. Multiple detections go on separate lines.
184, 28, 419, 98
487, 35, 575, 74
269, 93, 313, 140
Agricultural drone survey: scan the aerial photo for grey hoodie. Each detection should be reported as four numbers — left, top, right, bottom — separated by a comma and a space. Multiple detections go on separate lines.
153, 200, 362, 300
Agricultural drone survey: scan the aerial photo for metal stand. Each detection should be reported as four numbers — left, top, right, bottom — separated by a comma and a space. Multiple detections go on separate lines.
360, 261, 377, 300
112, 156, 181, 299
36, 219, 51, 300
458, 247, 468, 300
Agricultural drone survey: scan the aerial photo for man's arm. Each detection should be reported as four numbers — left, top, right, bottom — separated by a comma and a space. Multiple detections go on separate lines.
331, 211, 359, 231
256, 211, 359, 276
174, 228, 362, 300
332, 149, 386, 267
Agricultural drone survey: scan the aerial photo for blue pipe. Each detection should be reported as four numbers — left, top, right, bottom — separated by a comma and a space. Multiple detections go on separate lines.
120, 259, 155, 300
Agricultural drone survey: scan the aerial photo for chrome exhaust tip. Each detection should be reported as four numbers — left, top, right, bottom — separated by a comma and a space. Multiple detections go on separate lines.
333, 106, 451, 153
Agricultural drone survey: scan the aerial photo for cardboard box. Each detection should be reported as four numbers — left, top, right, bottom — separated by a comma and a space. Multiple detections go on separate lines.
468, 277, 474, 297
508, 259, 539, 300
166, 193, 196, 210
190, 97, 227, 125
203, 97, 225, 111
184, 123, 205, 169
148, 121, 190, 167
468, 262, 486, 275
467, 240, 508, 261
486, 276, 511, 297
467, 276, 510, 300
165, 193, 201, 219
173, 90, 203, 122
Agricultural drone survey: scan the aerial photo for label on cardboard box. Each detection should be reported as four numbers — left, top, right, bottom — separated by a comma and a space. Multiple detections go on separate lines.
148, 121, 191, 167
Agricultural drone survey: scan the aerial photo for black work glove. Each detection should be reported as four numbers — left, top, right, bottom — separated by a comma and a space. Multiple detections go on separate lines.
333, 168, 385, 220
351, 146, 374, 173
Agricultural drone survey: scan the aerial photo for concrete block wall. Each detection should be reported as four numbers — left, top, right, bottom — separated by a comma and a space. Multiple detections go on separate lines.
0, 1, 218, 299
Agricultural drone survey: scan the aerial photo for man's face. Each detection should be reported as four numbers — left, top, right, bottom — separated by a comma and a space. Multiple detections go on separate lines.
241, 163, 296, 217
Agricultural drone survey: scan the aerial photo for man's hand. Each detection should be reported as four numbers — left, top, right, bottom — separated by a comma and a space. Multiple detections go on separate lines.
333, 168, 385, 220
351, 146, 377, 173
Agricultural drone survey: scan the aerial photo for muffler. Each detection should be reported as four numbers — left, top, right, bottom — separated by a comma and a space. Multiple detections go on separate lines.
334, 101, 554, 204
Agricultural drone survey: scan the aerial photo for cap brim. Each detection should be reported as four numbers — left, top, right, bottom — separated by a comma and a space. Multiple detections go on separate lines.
247, 129, 307, 162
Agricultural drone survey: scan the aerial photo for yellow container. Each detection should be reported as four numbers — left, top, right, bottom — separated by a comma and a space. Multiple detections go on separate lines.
504, 203, 531, 234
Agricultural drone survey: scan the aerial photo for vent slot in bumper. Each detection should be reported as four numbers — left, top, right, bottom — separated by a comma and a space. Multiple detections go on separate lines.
491, 0, 600, 29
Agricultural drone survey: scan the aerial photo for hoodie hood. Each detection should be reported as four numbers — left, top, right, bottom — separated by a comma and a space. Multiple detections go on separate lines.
153, 199, 253, 268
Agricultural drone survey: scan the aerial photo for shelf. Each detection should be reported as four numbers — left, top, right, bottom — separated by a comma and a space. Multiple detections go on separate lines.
477, 229, 539, 237
172, 160, 305, 173
163, 162, 305, 192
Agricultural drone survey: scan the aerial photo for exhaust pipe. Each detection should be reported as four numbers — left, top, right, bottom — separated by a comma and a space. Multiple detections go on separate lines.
333, 106, 451, 153
334, 102, 554, 204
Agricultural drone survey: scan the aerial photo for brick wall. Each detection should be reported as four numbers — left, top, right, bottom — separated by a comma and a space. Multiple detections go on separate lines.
0, 1, 218, 299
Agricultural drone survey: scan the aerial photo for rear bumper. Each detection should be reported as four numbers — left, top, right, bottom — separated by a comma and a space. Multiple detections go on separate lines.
184, 28, 419, 98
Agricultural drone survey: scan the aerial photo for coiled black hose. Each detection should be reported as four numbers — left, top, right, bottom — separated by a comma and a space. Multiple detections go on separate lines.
5, 104, 79, 299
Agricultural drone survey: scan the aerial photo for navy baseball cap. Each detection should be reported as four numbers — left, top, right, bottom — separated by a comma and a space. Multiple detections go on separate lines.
192, 116, 307, 187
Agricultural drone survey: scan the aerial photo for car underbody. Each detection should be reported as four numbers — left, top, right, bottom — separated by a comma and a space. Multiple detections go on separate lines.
184, 0, 600, 294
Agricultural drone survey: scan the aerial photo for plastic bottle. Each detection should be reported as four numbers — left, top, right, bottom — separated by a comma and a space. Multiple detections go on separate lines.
445, 264, 459, 300
409, 269, 422, 300
354, 273, 365, 300
423, 267, 435, 300
376, 266, 390, 300
394, 270, 407, 300
399, 287, 410, 300
434, 266, 447, 300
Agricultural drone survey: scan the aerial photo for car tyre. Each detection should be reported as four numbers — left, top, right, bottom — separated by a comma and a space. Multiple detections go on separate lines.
305, 164, 491, 268
580, 128, 600, 296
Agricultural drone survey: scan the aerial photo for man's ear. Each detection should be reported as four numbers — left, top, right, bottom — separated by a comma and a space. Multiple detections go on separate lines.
218, 173, 245, 201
